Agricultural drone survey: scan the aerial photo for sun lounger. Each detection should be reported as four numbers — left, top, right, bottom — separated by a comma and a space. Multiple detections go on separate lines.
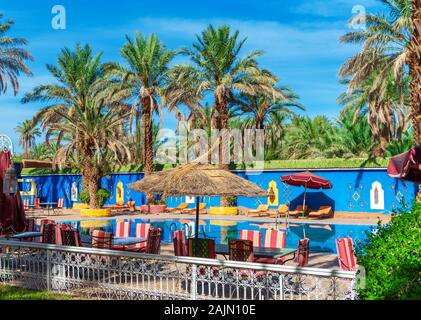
181, 203, 207, 214
165, 202, 189, 213
289, 205, 310, 217
268, 204, 289, 217
247, 204, 270, 217
308, 206, 334, 219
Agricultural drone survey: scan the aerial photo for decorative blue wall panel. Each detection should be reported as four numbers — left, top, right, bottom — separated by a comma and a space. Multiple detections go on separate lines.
20, 168, 417, 214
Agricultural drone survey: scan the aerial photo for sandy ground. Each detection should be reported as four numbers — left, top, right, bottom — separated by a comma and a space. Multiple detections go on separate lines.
26, 208, 387, 270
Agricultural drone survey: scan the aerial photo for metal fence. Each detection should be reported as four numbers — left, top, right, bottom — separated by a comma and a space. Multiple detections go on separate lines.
0, 240, 356, 300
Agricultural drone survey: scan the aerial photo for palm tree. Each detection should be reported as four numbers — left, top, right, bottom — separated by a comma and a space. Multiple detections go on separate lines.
15, 120, 40, 158
339, 0, 419, 144
0, 13, 33, 95
284, 115, 339, 159
174, 25, 279, 167
107, 33, 176, 203
409, 0, 421, 144
22, 44, 126, 194
52, 99, 130, 208
232, 87, 303, 130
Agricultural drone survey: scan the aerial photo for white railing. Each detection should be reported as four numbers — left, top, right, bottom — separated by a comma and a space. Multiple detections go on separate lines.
0, 240, 356, 300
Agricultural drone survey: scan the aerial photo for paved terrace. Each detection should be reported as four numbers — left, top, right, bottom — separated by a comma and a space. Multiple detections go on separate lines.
27, 208, 390, 271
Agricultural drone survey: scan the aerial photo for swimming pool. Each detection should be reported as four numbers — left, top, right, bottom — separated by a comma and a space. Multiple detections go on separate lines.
62, 217, 377, 254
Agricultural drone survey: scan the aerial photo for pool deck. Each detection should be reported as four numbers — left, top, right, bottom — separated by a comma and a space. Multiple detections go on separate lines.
38, 208, 391, 226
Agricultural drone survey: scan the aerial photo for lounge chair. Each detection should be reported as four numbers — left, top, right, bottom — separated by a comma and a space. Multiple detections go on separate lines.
289, 205, 310, 217
165, 202, 189, 213
336, 237, 357, 271
246, 204, 270, 217
240, 230, 261, 247
181, 203, 207, 214
308, 206, 334, 219
268, 204, 289, 217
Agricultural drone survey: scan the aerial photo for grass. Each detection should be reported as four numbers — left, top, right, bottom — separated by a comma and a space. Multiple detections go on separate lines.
20, 158, 389, 176
0, 285, 75, 300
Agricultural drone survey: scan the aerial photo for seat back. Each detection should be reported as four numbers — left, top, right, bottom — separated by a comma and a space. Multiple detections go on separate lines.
187, 238, 216, 259
25, 218, 36, 232
178, 203, 189, 210
296, 238, 310, 267
57, 198, 64, 209
336, 237, 357, 271
278, 205, 289, 214
91, 230, 113, 249
61, 229, 82, 247
173, 230, 187, 257
145, 228, 162, 254
257, 204, 269, 211
264, 229, 286, 249
39, 219, 55, 241
55, 224, 73, 245
199, 203, 207, 210
240, 230, 261, 247
115, 220, 131, 238
229, 239, 254, 262
134, 223, 151, 249
41, 223, 56, 244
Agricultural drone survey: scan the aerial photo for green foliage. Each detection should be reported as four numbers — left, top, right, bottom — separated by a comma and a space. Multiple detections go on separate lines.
226, 195, 237, 207
385, 129, 414, 157
79, 189, 110, 207
355, 202, 421, 300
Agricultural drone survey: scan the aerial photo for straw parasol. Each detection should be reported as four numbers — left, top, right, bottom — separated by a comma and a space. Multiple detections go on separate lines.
129, 162, 267, 239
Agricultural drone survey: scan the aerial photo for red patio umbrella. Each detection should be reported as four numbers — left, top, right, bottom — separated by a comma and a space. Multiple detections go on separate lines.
280, 171, 332, 216
0, 150, 26, 234
387, 146, 421, 183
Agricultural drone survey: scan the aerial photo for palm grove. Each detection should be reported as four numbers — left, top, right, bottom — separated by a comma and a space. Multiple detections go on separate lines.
2, 0, 420, 209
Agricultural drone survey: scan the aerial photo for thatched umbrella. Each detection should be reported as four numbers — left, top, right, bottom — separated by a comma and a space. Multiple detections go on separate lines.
129, 162, 267, 239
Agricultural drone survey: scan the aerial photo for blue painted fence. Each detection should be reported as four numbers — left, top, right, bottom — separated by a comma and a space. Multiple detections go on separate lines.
20, 168, 417, 214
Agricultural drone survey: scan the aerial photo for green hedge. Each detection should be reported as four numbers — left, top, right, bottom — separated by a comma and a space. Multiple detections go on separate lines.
355, 202, 421, 300
20, 158, 389, 176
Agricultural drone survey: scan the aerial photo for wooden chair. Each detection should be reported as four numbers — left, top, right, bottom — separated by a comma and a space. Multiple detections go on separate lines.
187, 238, 216, 259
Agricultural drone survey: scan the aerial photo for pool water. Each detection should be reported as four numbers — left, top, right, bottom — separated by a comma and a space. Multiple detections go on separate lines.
63, 218, 377, 254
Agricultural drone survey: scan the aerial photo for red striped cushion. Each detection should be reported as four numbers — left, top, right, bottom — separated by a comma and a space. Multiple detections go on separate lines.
57, 198, 64, 208
115, 220, 131, 238
173, 230, 187, 256
134, 223, 151, 249
264, 230, 286, 249
91, 230, 113, 249
336, 237, 357, 271
240, 230, 261, 247
297, 238, 310, 267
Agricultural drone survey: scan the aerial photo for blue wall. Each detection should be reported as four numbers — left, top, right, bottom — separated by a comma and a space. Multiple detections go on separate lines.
20, 168, 417, 214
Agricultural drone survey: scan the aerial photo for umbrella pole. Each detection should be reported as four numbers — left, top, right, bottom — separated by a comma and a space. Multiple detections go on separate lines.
195, 196, 200, 240
302, 184, 307, 217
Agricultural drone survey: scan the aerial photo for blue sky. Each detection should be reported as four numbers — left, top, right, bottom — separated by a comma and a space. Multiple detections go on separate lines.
0, 0, 383, 152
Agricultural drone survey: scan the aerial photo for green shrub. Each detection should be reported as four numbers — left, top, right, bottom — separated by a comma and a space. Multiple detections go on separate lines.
355, 202, 421, 300
78, 189, 110, 207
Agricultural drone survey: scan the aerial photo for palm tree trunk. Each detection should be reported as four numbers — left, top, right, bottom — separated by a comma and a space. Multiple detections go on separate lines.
216, 94, 230, 207
410, 0, 421, 145
142, 96, 155, 204
88, 175, 99, 209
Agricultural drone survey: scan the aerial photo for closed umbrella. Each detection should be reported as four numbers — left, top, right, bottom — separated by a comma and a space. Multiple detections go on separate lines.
280, 171, 332, 217
129, 162, 267, 240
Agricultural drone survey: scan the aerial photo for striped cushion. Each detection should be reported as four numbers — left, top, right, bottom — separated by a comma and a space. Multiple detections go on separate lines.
91, 230, 113, 249
336, 237, 357, 271
115, 220, 131, 238
134, 223, 151, 249
55, 224, 73, 245
296, 238, 310, 267
57, 198, 64, 209
173, 230, 187, 256
240, 230, 261, 247
264, 230, 286, 249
